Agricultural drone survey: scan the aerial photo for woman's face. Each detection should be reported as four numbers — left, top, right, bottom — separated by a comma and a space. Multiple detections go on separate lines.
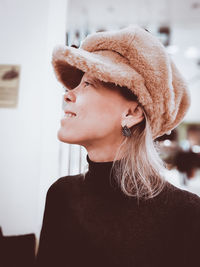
57, 72, 139, 150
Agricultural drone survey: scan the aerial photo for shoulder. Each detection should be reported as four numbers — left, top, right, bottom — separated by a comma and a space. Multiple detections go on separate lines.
48, 173, 84, 191
162, 181, 200, 204
157, 181, 200, 217
46, 173, 84, 198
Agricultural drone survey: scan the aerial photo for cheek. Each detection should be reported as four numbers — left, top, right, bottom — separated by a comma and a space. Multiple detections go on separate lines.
85, 102, 120, 130
78, 89, 122, 123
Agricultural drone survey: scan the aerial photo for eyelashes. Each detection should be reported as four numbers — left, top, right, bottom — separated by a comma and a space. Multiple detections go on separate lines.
84, 81, 92, 86
63, 87, 69, 93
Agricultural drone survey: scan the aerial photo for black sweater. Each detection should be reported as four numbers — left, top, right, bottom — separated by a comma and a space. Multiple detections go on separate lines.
35, 154, 200, 267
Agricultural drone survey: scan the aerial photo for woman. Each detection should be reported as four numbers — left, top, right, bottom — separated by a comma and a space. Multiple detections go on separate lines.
35, 25, 200, 267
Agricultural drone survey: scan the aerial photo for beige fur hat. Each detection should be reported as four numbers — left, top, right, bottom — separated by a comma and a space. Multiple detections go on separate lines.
51, 24, 191, 139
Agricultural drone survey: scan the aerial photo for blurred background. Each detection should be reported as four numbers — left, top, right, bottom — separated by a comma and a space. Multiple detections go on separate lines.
0, 0, 200, 260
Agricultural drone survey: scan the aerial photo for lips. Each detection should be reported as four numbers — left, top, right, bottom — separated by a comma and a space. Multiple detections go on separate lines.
64, 110, 77, 116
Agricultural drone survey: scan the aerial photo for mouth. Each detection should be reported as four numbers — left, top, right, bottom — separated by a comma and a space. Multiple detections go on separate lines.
64, 110, 77, 118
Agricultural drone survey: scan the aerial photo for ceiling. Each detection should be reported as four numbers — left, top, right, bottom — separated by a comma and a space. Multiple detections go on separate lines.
67, 0, 200, 30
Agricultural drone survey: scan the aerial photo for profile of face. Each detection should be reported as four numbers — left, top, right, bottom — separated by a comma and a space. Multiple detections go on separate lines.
57, 72, 143, 153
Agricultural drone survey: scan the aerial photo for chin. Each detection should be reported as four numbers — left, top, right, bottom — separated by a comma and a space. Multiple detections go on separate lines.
57, 130, 80, 144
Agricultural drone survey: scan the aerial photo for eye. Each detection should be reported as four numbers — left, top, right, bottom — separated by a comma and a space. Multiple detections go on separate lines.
63, 86, 69, 93
84, 81, 91, 86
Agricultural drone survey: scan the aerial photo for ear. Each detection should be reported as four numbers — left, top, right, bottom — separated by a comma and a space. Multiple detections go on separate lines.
121, 104, 144, 128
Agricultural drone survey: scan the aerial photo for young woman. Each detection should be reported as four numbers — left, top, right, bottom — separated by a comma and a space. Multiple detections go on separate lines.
35, 25, 200, 267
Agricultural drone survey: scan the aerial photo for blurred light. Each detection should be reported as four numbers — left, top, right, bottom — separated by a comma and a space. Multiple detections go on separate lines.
166, 45, 179, 55
163, 140, 171, 147
192, 145, 200, 153
184, 46, 200, 59
180, 140, 190, 151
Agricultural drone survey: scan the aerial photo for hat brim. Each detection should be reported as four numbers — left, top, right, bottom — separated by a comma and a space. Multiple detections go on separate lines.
51, 45, 151, 105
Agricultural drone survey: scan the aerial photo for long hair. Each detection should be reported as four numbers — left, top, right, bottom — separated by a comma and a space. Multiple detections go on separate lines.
82, 81, 167, 202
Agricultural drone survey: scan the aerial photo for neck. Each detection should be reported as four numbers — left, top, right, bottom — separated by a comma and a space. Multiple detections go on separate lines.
86, 147, 123, 163
83, 136, 124, 163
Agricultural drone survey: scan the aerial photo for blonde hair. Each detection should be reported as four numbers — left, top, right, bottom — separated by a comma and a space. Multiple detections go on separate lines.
82, 81, 168, 202
112, 111, 167, 202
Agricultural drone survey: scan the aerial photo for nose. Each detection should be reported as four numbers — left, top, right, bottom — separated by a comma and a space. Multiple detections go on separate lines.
63, 89, 76, 103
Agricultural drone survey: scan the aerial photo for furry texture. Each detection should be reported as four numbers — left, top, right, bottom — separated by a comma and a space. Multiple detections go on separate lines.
51, 24, 191, 139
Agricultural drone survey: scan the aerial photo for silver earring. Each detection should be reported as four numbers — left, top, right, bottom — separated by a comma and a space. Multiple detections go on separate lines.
122, 125, 132, 137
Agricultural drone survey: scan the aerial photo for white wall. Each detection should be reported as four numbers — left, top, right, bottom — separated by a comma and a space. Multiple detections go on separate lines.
0, 0, 68, 245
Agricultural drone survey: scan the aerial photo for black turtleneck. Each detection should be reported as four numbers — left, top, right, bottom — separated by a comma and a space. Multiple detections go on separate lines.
35, 154, 200, 267
83, 154, 123, 194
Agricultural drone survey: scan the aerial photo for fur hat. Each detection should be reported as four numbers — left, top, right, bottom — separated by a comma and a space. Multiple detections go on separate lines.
51, 24, 191, 139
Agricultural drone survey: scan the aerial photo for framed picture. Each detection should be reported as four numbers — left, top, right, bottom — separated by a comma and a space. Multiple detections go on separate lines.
0, 64, 20, 108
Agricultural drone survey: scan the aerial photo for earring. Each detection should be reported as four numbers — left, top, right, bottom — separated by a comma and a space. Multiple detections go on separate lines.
122, 125, 132, 137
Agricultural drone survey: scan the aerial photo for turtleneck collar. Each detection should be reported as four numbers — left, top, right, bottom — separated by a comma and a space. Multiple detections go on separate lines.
86, 154, 116, 174
84, 154, 122, 192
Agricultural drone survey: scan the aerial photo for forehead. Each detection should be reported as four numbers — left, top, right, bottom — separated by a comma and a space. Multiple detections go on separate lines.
82, 72, 98, 81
